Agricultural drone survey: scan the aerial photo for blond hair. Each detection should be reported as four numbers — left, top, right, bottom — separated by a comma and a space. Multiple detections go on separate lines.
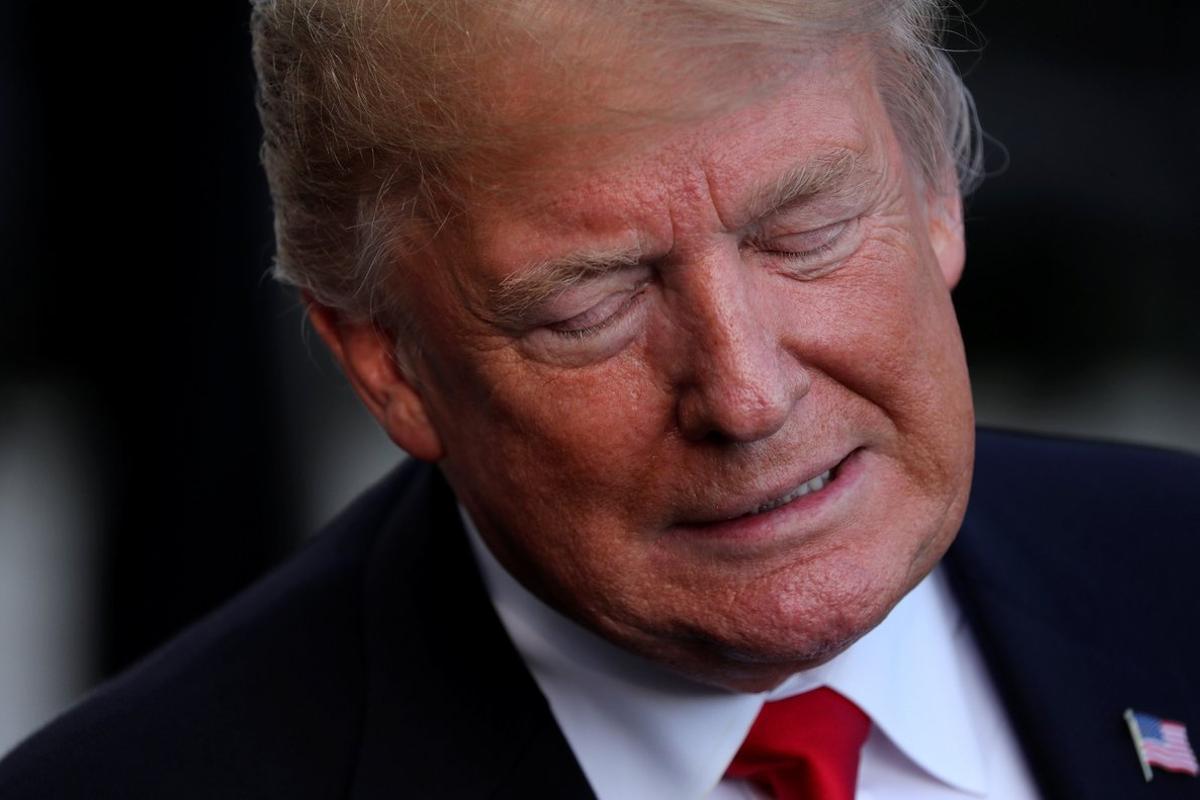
251, 0, 981, 327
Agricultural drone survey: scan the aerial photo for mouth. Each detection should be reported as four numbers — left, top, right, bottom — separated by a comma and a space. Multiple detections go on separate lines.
676, 448, 861, 530
746, 465, 835, 516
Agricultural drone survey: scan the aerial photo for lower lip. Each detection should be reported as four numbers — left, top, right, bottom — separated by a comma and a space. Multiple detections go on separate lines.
667, 448, 865, 547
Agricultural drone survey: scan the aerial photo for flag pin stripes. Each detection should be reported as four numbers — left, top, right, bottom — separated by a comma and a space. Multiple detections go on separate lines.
1124, 709, 1199, 782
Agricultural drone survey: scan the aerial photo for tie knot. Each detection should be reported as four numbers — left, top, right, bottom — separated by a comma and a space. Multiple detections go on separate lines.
726, 687, 871, 800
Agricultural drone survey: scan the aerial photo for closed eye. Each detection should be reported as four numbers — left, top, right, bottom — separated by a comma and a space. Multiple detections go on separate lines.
749, 217, 861, 277
768, 220, 848, 259
549, 284, 648, 339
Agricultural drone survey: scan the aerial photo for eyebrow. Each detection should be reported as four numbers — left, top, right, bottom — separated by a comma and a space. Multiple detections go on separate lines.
743, 149, 868, 223
489, 246, 644, 325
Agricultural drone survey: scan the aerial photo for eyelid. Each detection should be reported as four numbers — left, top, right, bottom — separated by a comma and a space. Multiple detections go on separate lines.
765, 219, 848, 256
752, 216, 861, 274
548, 282, 648, 339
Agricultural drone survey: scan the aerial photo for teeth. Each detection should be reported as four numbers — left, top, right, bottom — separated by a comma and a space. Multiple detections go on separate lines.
753, 469, 833, 514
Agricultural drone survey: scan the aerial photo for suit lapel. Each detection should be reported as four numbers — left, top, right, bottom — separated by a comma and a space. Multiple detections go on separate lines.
945, 508, 1197, 798
349, 463, 596, 799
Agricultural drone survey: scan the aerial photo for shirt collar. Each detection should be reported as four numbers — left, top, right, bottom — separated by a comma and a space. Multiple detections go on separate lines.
767, 567, 988, 795
462, 507, 987, 799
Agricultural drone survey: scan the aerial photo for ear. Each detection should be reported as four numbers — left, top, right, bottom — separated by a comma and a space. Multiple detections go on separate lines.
305, 295, 445, 462
925, 181, 966, 290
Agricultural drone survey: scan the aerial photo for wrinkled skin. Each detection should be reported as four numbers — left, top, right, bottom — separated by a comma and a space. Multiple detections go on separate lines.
313, 43, 975, 692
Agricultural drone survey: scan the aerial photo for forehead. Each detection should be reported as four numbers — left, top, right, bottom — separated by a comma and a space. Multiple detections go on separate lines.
447, 43, 891, 274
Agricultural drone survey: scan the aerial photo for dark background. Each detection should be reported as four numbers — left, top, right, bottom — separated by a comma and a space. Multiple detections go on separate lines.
1, 1, 1197, 748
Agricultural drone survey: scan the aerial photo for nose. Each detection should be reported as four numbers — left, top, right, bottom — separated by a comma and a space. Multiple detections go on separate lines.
673, 266, 810, 444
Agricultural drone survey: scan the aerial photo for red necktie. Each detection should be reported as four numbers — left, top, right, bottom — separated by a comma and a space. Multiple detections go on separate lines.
725, 687, 871, 800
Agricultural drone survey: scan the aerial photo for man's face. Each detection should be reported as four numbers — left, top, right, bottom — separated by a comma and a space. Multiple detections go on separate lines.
380, 43, 974, 690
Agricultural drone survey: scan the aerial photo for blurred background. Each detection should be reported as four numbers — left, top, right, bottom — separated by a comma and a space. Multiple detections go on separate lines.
1, 1, 1197, 754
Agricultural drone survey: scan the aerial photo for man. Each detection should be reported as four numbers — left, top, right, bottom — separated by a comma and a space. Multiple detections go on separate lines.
1, 1, 1197, 798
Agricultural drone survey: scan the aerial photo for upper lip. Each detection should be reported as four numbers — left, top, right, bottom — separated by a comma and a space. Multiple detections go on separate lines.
673, 450, 853, 526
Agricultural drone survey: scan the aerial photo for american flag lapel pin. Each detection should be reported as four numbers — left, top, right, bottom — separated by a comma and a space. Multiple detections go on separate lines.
1123, 708, 1200, 782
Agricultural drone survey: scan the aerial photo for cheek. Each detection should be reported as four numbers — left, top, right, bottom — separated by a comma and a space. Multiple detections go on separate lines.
430, 337, 673, 516
776, 230, 972, 474
798, 231, 964, 397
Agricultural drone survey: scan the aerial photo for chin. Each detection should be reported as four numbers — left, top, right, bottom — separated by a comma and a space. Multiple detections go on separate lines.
656, 622, 874, 694
626, 553, 918, 693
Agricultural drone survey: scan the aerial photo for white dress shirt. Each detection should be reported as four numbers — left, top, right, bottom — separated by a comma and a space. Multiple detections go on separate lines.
461, 509, 1041, 799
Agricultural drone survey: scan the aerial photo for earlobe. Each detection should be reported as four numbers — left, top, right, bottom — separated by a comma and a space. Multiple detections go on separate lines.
305, 296, 446, 462
926, 186, 966, 290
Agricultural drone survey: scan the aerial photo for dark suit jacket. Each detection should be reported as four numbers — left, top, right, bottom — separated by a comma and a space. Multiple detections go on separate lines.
1, 429, 1197, 799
